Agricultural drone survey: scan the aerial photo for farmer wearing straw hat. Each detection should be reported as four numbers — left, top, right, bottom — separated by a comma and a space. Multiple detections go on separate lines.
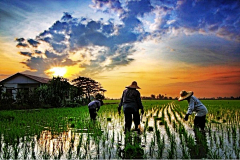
118, 81, 144, 134
178, 90, 208, 131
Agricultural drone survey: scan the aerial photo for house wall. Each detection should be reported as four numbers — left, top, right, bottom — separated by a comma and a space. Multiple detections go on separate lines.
2, 84, 18, 99
2, 75, 41, 100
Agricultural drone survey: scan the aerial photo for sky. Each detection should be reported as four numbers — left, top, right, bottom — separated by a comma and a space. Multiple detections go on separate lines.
0, 0, 240, 99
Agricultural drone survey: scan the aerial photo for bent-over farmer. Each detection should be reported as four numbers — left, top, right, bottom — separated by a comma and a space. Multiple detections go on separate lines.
178, 90, 208, 131
118, 81, 144, 134
88, 99, 103, 120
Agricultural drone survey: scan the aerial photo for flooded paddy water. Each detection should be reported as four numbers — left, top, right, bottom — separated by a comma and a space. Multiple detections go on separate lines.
0, 100, 239, 159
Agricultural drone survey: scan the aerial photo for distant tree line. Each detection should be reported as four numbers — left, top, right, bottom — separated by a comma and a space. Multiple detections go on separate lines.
142, 94, 177, 100
141, 94, 240, 100
198, 96, 240, 100
0, 76, 106, 110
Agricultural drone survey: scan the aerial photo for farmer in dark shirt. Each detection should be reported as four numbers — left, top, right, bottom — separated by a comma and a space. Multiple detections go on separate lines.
118, 81, 144, 133
88, 99, 103, 120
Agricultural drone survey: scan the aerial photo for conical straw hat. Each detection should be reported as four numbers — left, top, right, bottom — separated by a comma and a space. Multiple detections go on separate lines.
178, 90, 193, 101
126, 81, 141, 89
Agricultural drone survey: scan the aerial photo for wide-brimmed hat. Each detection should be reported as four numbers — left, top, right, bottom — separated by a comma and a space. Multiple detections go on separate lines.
126, 81, 141, 89
178, 90, 193, 101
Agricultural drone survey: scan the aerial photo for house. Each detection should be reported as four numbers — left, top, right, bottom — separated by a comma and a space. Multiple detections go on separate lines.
0, 73, 50, 99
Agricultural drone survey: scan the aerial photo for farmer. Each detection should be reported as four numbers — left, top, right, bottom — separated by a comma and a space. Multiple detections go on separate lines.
118, 81, 144, 133
88, 99, 104, 120
178, 90, 208, 131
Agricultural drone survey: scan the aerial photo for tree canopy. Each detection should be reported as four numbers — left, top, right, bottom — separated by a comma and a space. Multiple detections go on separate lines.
72, 76, 106, 103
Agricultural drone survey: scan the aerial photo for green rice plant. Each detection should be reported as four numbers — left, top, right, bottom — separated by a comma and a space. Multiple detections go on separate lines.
155, 129, 164, 159
68, 144, 73, 159
235, 147, 240, 159
149, 138, 155, 158
31, 139, 36, 159
13, 142, 19, 159
167, 108, 171, 123
168, 134, 177, 159
2, 143, 11, 159
111, 130, 115, 147
211, 119, 221, 124
207, 148, 224, 159
219, 135, 224, 148
144, 117, 149, 133
231, 125, 237, 140
76, 134, 83, 157
156, 109, 160, 117
173, 120, 177, 131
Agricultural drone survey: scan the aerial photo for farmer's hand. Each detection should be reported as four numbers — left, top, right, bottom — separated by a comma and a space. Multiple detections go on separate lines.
118, 108, 121, 115
118, 106, 121, 115
184, 114, 189, 121
141, 109, 144, 115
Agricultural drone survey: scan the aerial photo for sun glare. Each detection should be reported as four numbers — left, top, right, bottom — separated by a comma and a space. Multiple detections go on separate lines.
49, 67, 67, 77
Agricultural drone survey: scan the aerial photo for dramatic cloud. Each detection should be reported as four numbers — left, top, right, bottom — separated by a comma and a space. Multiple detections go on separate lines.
126, 0, 154, 17
17, 9, 147, 76
16, 0, 240, 77
27, 39, 40, 47
19, 51, 32, 57
91, 0, 124, 14
152, 0, 240, 41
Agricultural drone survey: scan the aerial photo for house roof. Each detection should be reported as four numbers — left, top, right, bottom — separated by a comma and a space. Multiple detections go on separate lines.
0, 72, 50, 84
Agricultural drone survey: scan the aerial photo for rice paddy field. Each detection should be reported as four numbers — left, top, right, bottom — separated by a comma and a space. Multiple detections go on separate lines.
0, 100, 239, 159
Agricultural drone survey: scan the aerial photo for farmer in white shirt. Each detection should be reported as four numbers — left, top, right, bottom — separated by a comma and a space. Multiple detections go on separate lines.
178, 90, 208, 131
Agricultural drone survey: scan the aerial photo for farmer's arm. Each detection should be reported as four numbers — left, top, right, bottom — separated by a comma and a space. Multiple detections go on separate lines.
136, 91, 143, 109
96, 101, 101, 111
183, 98, 194, 121
187, 98, 194, 115
136, 91, 144, 114
118, 91, 124, 112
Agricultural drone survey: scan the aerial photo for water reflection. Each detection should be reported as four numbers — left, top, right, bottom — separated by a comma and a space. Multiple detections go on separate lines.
118, 132, 144, 159
38, 130, 74, 158
37, 128, 115, 159
189, 128, 208, 159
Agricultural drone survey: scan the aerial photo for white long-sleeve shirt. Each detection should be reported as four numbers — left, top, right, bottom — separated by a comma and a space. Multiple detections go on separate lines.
187, 95, 208, 117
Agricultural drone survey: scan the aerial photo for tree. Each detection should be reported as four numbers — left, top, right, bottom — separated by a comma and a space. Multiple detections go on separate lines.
0, 84, 3, 100
47, 76, 71, 107
72, 76, 106, 103
151, 94, 155, 99
95, 93, 105, 100
158, 94, 164, 100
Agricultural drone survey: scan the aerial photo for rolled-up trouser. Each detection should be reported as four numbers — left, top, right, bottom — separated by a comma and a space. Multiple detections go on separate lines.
124, 107, 140, 132
194, 115, 206, 130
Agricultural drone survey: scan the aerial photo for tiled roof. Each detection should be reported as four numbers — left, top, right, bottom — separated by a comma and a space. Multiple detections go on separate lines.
0, 73, 50, 84
21, 73, 50, 83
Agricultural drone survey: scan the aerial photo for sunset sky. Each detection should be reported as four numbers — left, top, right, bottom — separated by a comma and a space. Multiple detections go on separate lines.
0, 0, 240, 99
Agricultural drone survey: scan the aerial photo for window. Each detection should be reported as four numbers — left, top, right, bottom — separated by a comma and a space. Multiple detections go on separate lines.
6, 89, 13, 96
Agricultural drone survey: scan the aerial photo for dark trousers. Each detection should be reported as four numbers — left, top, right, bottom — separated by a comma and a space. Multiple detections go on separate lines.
89, 108, 97, 120
194, 115, 206, 131
124, 108, 140, 132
